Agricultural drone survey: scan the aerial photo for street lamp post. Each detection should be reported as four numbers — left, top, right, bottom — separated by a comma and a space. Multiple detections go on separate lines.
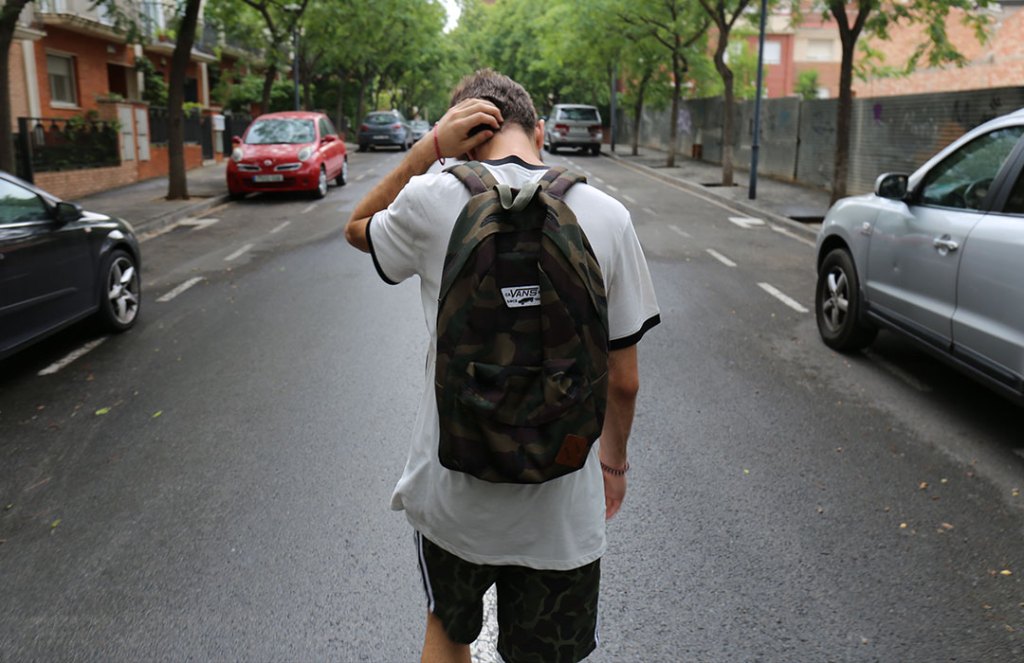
749, 0, 768, 200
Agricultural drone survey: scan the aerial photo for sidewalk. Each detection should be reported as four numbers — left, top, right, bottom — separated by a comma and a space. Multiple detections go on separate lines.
603, 146, 831, 238
75, 161, 231, 236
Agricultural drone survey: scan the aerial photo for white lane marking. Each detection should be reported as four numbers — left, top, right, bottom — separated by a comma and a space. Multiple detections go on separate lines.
615, 159, 817, 248
758, 282, 809, 313
770, 224, 816, 247
862, 349, 932, 392
623, 194, 637, 204
668, 224, 691, 238
178, 217, 219, 228
729, 216, 765, 229
591, 176, 604, 184
301, 203, 317, 214
224, 244, 253, 262
38, 337, 107, 376
643, 207, 657, 217
706, 248, 737, 267
270, 221, 290, 234
157, 276, 205, 303
607, 184, 619, 192
355, 174, 367, 181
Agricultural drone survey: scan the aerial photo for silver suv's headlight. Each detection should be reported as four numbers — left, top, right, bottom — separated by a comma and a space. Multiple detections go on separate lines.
297, 146, 313, 161
231, 148, 244, 162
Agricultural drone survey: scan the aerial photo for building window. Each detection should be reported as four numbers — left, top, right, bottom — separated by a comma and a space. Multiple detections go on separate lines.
143, 0, 166, 34
763, 41, 782, 65
47, 54, 77, 106
806, 39, 833, 61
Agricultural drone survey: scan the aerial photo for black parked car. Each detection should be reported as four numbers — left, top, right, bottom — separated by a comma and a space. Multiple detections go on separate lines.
0, 171, 141, 360
357, 110, 413, 152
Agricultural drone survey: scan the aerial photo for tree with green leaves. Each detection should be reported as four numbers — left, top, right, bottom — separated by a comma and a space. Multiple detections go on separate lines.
796, 69, 820, 100
806, 0, 993, 203
616, 0, 710, 168
696, 0, 756, 185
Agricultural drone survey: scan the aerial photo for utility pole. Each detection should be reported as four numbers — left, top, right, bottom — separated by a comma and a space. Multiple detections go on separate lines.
749, 0, 768, 200
610, 62, 618, 153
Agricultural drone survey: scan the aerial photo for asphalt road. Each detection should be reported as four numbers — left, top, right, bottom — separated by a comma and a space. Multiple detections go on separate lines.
1, 148, 1021, 662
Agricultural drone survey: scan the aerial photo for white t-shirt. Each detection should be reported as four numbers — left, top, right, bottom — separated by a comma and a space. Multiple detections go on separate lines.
368, 155, 660, 570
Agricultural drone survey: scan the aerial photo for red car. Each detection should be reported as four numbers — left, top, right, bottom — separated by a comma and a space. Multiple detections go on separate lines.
226, 111, 348, 199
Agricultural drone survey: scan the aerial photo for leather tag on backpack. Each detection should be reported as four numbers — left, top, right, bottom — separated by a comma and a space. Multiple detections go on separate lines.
555, 434, 589, 468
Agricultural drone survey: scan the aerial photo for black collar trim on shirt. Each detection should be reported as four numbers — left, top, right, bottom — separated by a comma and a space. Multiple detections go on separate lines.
481, 155, 548, 170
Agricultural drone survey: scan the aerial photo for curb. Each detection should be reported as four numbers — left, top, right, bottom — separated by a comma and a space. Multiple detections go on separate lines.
602, 150, 821, 240
132, 193, 232, 235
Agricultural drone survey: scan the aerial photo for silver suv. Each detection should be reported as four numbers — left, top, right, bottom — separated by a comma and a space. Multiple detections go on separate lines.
815, 108, 1024, 405
545, 104, 603, 156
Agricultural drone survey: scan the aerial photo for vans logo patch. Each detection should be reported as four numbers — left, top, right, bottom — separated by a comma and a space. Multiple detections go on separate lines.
501, 285, 541, 308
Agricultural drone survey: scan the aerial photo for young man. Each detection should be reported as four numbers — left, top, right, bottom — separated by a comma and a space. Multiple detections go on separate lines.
344, 70, 659, 663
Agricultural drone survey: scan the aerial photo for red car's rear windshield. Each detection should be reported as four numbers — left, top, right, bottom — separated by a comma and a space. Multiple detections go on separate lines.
246, 119, 316, 144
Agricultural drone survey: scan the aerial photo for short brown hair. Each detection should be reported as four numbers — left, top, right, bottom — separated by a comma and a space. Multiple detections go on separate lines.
449, 69, 537, 133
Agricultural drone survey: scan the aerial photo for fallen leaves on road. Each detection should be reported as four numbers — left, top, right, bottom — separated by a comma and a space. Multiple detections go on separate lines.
152, 411, 163, 419
95, 407, 111, 416
918, 481, 929, 490
50, 518, 61, 530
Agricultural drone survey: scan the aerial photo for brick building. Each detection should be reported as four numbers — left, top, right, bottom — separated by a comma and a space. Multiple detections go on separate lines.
5, 0, 233, 199
853, 1, 1024, 97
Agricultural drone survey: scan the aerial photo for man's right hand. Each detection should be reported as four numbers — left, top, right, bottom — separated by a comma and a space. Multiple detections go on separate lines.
433, 98, 504, 159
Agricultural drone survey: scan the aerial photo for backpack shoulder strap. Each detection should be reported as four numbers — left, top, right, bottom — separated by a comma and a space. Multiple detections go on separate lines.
538, 167, 586, 200
445, 161, 498, 195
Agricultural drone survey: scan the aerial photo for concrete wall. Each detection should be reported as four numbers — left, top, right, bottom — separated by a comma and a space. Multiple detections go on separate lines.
619, 86, 1024, 195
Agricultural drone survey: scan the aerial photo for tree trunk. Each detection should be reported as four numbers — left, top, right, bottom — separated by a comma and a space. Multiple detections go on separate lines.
719, 63, 735, 187
166, 0, 202, 200
830, 2, 868, 205
631, 69, 651, 157
0, 1, 30, 174
667, 52, 682, 168
260, 65, 276, 114
335, 73, 347, 137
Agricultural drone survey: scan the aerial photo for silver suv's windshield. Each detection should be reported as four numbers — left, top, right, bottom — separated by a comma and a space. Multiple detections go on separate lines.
558, 107, 599, 122
245, 119, 316, 145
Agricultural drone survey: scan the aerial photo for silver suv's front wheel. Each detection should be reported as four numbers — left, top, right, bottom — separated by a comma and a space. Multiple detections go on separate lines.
815, 248, 877, 352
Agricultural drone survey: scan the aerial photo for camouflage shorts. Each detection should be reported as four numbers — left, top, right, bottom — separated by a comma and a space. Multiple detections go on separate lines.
415, 532, 600, 663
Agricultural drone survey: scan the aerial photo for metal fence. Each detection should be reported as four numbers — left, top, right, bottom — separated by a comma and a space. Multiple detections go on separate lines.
617, 86, 1024, 195
15, 116, 120, 181
148, 107, 203, 145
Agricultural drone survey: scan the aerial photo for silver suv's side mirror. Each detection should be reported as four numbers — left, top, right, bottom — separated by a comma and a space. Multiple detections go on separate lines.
875, 173, 909, 200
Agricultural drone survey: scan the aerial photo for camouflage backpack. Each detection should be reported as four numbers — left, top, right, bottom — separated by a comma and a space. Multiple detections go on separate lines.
435, 161, 609, 484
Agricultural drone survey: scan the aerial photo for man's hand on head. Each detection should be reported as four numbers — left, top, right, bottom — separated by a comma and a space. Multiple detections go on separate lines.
434, 98, 503, 160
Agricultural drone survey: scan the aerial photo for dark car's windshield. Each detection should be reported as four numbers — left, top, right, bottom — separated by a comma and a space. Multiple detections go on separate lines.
245, 119, 315, 145
366, 114, 400, 126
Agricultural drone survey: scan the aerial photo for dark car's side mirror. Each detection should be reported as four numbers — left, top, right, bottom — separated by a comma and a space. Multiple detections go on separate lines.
54, 201, 83, 224
875, 173, 909, 200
